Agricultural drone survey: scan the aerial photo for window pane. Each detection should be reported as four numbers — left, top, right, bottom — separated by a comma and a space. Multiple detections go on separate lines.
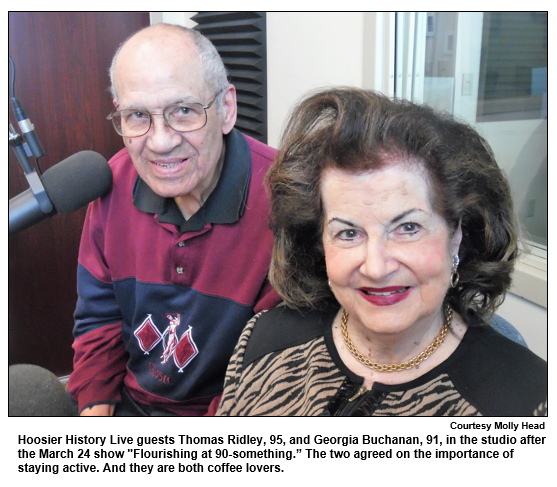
396, 12, 547, 252
477, 12, 548, 122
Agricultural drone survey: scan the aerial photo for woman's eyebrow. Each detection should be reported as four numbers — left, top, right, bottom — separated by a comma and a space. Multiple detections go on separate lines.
328, 209, 426, 226
327, 217, 356, 226
388, 208, 425, 225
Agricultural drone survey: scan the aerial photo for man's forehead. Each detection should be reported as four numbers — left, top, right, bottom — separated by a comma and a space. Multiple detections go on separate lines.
113, 30, 208, 106
118, 28, 198, 70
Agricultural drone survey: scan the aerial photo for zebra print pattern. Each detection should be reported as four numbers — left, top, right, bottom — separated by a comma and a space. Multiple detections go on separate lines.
371, 375, 480, 416
217, 313, 546, 417
217, 313, 346, 416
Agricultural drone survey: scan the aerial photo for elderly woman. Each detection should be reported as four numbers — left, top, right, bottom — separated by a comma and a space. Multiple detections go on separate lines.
217, 88, 547, 416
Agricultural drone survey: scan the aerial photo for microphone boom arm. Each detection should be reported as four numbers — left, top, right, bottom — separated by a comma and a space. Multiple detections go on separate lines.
9, 122, 53, 215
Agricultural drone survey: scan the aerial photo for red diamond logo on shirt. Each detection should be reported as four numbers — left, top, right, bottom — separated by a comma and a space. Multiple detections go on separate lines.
173, 326, 199, 372
134, 314, 162, 354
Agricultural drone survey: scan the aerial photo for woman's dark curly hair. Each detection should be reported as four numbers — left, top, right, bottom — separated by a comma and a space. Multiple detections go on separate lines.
267, 87, 519, 326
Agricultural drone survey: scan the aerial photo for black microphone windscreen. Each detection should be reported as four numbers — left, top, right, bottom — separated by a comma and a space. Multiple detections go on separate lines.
9, 364, 75, 416
41, 150, 112, 214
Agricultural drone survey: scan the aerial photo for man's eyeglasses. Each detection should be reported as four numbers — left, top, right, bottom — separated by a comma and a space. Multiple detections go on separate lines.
107, 91, 222, 138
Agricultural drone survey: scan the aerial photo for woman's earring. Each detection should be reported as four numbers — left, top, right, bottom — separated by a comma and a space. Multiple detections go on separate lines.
450, 255, 460, 288
328, 280, 332, 288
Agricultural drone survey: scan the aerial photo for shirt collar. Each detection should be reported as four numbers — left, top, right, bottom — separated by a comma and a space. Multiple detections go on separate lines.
132, 128, 252, 233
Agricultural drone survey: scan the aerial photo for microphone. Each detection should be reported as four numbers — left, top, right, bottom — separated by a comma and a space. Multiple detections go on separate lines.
9, 364, 75, 416
9, 151, 112, 236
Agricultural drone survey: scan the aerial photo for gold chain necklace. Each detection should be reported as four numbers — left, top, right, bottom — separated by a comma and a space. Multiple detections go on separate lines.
340, 306, 452, 372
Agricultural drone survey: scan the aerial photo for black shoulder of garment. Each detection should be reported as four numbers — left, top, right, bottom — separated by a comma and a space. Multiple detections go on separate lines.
243, 305, 339, 368
448, 325, 547, 416
243, 306, 547, 417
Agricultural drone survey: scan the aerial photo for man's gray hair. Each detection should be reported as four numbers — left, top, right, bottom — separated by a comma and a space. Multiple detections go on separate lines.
109, 24, 229, 109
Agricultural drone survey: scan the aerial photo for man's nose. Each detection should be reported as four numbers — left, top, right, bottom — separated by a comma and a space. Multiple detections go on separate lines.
145, 114, 183, 153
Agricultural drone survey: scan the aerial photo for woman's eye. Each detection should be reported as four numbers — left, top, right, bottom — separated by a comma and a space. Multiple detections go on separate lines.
397, 222, 420, 235
337, 229, 359, 240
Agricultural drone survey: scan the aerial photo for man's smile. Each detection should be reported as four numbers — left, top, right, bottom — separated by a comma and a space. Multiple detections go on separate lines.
152, 159, 186, 169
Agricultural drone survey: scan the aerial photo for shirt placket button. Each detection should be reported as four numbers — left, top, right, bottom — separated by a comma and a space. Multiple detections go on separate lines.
176, 241, 186, 275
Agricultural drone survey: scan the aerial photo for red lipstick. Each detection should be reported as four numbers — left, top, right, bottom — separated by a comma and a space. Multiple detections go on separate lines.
358, 286, 411, 306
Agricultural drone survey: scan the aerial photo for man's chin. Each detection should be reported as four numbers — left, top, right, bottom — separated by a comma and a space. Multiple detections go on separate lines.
141, 173, 198, 199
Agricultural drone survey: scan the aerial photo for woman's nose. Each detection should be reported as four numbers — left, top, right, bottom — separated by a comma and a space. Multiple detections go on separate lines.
359, 239, 399, 281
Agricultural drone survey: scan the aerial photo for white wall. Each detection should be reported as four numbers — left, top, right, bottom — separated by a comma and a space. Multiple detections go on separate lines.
150, 12, 197, 28
267, 12, 365, 148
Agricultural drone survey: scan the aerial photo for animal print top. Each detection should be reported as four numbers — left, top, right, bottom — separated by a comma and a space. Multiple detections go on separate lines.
217, 306, 547, 417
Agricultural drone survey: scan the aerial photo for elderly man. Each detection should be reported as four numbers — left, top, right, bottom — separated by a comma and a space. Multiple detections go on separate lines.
68, 23, 281, 416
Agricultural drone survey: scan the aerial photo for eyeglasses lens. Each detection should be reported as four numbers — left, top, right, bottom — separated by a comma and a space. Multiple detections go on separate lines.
110, 103, 208, 137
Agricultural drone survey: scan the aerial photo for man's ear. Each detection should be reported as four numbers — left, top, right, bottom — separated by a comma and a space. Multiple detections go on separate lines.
112, 99, 118, 108
221, 84, 237, 135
